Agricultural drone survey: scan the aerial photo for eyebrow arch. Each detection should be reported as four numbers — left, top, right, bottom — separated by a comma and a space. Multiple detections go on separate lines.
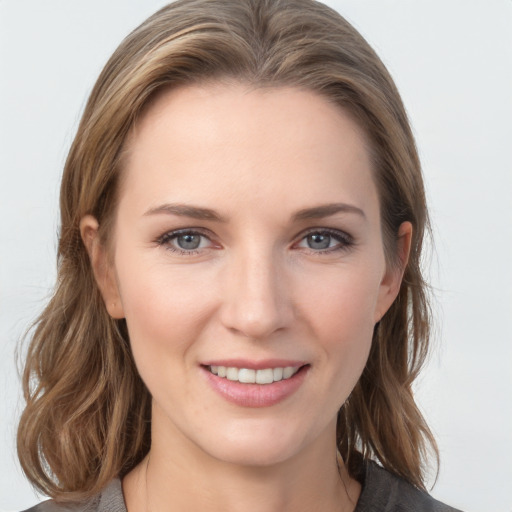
143, 203, 228, 222
292, 203, 366, 221
144, 202, 365, 223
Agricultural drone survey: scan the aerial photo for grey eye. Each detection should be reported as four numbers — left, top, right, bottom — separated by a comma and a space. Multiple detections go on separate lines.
306, 233, 331, 250
176, 234, 202, 250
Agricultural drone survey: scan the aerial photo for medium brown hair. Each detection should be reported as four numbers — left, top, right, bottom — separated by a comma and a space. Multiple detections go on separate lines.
18, 0, 437, 501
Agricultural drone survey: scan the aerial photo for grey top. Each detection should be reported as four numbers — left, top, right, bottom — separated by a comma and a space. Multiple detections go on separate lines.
22, 479, 124, 512
22, 461, 462, 512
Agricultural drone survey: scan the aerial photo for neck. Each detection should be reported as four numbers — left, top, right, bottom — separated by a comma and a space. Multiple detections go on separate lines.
123, 410, 360, 512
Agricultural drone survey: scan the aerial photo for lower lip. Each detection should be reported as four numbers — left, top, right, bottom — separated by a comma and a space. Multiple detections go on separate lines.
202, 366, 309, 408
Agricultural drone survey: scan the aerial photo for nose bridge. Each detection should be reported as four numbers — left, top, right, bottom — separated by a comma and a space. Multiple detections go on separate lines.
221, 241, 290, 339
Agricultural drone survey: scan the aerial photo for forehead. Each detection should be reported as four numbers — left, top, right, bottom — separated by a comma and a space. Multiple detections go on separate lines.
119, 83, 378, 221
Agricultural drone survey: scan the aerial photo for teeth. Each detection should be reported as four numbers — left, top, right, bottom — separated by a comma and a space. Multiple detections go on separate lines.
283, 367, 295, 379
273, 367, 283, 381
208, 365, 300, 384
238, 368, 255, 383
256, 368, 273, 384
226, 367, 239, 381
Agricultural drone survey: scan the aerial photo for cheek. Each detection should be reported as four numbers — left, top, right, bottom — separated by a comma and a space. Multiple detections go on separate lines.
301, 264, 381, 335
114, 253, 217, 367
298, 266, 380, 378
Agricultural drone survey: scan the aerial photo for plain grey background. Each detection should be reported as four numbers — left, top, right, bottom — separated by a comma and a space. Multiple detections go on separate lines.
1, 1, 511, 511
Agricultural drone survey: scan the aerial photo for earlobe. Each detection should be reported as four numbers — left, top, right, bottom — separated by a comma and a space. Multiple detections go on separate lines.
80, 215, 125, 319
374, 221, 412, 323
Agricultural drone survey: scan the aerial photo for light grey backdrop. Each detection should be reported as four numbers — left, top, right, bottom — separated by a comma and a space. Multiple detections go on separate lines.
1, 1, 511, 511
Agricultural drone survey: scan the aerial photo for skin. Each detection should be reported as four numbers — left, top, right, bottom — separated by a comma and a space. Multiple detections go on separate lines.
81, 83, 411, 512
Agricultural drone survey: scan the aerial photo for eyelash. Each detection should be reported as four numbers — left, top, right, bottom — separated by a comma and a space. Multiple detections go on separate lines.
155, 228, 354, 256
156, 228, 213, 256
296, 228, 354, 255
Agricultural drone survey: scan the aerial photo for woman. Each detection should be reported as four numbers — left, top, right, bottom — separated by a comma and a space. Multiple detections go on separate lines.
18, 0, 461, 510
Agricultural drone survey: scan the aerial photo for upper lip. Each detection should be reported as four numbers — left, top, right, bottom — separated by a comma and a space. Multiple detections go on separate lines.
201, 359, 308, 370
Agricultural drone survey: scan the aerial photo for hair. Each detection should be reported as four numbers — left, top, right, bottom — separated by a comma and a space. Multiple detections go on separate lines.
18, 0, 437, 502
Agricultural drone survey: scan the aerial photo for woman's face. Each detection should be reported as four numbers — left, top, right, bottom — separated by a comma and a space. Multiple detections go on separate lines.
86, 83, 407, 467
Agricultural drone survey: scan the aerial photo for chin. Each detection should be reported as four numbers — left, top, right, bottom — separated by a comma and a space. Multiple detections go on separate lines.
197, 420, 314, 468
210, 443, 299, 468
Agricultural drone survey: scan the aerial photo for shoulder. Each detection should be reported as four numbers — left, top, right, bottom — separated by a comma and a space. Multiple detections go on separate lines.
355, 460, 463, 512
20, 479, 126, 512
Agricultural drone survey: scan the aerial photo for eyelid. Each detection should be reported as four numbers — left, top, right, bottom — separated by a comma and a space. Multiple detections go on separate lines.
154, 226, 354, 255
292, 227, 354, 252
155, 227, 218, 254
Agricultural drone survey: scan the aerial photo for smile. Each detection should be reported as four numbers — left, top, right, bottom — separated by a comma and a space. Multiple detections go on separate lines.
203, 363, 309, 407
209, 365, 300, 384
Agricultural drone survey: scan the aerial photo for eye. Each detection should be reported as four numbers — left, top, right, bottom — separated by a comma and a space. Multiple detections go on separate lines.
174, 233, 204, 250
295, 229, 353, 253
305, 232, 333, 250
156, 229, 214, 254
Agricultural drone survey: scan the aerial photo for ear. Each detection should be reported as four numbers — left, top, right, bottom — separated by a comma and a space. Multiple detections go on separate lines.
374, 221, 412, 323
80, 215, 125, 319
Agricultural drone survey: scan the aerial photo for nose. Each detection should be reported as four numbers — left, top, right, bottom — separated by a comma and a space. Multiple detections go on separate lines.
219, 248, 292, 340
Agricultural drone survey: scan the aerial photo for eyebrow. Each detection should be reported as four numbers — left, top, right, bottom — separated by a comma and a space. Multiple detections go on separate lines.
143, 203, 228, 222
143, 202, 365, 222
292, 203, 366, 221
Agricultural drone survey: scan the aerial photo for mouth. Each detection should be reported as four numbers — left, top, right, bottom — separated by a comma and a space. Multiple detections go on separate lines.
207, 365, 301, 384
201, 361, 310, 407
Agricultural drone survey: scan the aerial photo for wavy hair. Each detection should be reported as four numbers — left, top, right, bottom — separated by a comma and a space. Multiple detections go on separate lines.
18, 0, 437, 501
